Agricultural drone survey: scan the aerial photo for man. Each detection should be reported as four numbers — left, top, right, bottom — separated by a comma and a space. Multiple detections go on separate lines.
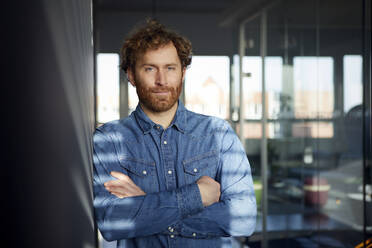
93, 20, 256, 248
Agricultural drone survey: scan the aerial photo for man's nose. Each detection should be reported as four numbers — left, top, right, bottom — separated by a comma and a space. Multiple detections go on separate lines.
155, 69, 166, 85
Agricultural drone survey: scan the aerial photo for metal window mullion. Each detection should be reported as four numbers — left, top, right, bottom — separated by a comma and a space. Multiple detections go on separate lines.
260, 10, 268, 248
239, 23, 245, 144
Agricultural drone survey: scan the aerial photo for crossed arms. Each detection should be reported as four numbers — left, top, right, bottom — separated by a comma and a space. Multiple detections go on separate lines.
93, 125, 257, 241
105, 171, 220, 208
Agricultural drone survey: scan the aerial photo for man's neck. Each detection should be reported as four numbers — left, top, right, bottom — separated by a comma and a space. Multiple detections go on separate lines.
140, 101, 178, 129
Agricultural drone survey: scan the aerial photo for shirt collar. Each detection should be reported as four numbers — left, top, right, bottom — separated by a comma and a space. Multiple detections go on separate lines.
134, 100, 187, 134
172, 101, 186, 133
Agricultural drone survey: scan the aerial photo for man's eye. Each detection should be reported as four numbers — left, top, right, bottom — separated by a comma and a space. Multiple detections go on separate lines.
168, 67, 175, 71
145, 67, 154, 72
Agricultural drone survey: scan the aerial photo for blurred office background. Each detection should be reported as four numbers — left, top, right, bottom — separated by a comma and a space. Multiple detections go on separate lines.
2, 0, 371, 247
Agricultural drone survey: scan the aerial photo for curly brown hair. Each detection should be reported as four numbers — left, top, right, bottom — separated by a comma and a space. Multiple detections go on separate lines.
120, 19, 192, 73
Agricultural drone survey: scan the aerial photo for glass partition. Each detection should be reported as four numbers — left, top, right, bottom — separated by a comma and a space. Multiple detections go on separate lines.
240, 0, 370, 247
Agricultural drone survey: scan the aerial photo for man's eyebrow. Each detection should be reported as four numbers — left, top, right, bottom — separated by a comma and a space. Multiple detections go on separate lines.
140, 63, 179, 67
140, 63, 156, 67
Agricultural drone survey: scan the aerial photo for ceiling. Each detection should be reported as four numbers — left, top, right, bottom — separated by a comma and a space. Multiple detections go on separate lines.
95, 0, 363, 28
95, 0, 240, 13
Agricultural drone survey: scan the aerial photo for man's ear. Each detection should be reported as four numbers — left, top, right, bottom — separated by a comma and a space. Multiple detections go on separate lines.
181, 67, 187, 82
127, 68, 136, 87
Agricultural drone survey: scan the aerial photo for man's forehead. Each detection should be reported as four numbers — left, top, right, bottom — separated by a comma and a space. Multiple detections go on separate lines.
145, 41, 175, 52
136, 43, 181, 66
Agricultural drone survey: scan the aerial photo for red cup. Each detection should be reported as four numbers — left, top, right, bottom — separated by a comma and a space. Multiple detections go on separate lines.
304, 177, 330, 206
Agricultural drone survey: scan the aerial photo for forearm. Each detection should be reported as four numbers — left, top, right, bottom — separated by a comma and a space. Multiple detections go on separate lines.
177, 125, 258, 239
94, 183, 203, 241
178, 189, 257, 238
175, 121, 258, 238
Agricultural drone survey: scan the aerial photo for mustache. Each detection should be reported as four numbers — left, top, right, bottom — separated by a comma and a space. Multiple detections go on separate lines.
150, 87, 173, 93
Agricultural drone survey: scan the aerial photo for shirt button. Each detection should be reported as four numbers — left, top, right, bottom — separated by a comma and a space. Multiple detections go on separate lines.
163, 140, 167, 145
168, 226, 172, 231
193, 168, 198, 173
192, 233, 196, 237
170, 234, 175, 238
169, 228, 174, 233
157, 126, 160, 129
168, 170, 172, 175
142, 170, 147, 175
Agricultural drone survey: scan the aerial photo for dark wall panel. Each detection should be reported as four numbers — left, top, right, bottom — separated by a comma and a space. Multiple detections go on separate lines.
96, 11, 235, 56
1, 1, 96, 247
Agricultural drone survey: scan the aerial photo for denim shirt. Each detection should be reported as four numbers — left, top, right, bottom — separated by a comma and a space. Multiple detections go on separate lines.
93, 101, 256, 248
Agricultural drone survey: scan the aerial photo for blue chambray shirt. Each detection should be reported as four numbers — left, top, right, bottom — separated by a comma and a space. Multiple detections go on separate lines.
93, 101, 256, 248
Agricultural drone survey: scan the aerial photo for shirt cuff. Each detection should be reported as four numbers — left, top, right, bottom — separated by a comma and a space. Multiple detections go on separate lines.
176, 183, 204, 218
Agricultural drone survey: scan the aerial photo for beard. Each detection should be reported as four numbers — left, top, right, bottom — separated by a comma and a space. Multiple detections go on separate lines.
135, 79, 183, 113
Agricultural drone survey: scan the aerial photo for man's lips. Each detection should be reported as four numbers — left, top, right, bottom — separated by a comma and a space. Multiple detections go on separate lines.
152, 90, 169, 93
152, 92, 169, 98
151, 89, 170, 96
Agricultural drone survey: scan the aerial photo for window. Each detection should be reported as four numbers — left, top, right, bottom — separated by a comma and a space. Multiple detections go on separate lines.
293, 56, 334, 138
343, 55, 362, 113
185, 56, 230, 119
128, 83, 138, 114
293, 56, 334, 119
96, 53, 120, 124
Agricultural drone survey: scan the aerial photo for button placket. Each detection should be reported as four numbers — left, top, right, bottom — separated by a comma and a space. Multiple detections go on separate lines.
165, 160, 176, 189
161, 131, 176, 190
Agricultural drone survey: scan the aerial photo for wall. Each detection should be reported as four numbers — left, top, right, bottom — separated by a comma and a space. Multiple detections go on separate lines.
1, 1, 96, 247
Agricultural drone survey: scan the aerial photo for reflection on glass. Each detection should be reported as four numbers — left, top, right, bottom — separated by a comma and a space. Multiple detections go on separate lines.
242, 0, 368, 247
292, 122, 333, 138
96, 53, 120, 124
233, 55, 283, 120
185, 56, 230, 119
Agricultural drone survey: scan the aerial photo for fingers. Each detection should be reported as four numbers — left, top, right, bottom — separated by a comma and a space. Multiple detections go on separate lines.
196, 176, 221, 207
104, 171, 134, 188
110, 171, 131, 181
107, 185, 145, 198
105, 184, 129, 198
107, 188, 125, 198
104, 171, 146, 198
104, 179, 127, 187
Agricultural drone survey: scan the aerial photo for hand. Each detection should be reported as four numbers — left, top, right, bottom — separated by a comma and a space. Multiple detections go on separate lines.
196, 176, 221, 207
104, 171, 146, 198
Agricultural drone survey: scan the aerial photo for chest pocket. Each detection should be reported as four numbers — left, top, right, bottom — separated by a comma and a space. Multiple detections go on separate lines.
119, 157, 159, 194
182, 150, 219, 184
